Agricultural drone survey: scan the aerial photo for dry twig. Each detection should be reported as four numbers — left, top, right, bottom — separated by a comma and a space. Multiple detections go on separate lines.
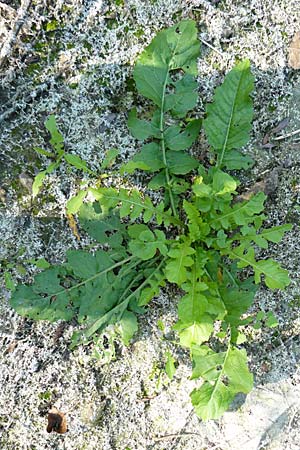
0, 0, 32, 69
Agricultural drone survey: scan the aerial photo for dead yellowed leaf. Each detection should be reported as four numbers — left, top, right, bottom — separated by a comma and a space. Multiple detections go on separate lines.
47, 407, 68, 434
288, 32, 300, 69
66, 213, 80, 240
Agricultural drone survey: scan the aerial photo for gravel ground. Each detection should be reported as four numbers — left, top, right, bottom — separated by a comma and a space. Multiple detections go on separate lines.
1, 1, 300, 449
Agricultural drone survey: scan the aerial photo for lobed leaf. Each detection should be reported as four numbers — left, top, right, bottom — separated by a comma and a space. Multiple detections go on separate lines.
228, 245, 290, 289
91, 187, 181, 226
127, 108, 160, 140
190, 345, 253, 420
164, 120, 201, 151
134, 20, 200, 106
165, 239, 195, 285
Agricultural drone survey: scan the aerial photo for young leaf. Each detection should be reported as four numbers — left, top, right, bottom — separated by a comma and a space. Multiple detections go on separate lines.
32, 170, 47, 198
33, 147, 55, 158
101, 148, 119, 169
45, 115, 64, 154
165, 351, 176, 380
204, 60, 254, 169
64, 153, 94, 174
66, 190, 88, 215
165, 239, 195, 285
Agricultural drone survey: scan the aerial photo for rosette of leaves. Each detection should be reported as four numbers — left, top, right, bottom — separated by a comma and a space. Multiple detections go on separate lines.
10, 20, 292, 421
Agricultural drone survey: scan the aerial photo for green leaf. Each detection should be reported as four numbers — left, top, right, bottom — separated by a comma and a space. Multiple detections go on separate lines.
92, 187, 181, 226
212, 170, 237, 196
30, 258, 51, 269
190, 345, 253, 420
134, 20, 200, 106
32, 170, 47, 198
127, 108, 160, 140
137, 262, 166, 306
191, 378, 233, 420
129, 229, 168, 260
178, 254, 209, 324
64, 153, 94, 174
101, 148, 119, 169
45, 115, 64, 154
164, 74, 198, 117
66, 190, 88, 215
10, 268, 75, 321
4, 272, 15, 291
165, 239, 195, 285
33, 147, 55, 158
228, 246, 290, 289
265, 311, 279, 328
129, 142, 165, 173
165, 351, 176, 380
209, 192, 266, 231
179, 318, 214, 348
79, 202, 126, 248
118, 310, 138, 345
238, 223, 292, 248
167, 151, 199, 175
164, 120, 201, 151
204, 60, 254, 169
66, 249, 112, 279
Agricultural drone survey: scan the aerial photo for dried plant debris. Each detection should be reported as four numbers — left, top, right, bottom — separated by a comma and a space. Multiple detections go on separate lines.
288, 31, 300, 69
46, 407, 68, 434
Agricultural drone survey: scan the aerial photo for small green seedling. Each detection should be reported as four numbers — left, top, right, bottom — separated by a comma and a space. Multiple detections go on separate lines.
32, 115, 97, 198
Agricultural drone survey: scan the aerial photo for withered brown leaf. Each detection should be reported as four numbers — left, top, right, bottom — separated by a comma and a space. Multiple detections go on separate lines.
47, 407, 68, 434
288, 32, 300, 69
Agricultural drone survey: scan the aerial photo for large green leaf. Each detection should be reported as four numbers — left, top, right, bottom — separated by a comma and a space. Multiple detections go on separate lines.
134, 20, 200, 106
190, 345, 253, 420
204, 60, 254, 169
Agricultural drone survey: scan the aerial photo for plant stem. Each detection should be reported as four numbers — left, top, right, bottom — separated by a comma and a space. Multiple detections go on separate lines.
160, 71, 178, 218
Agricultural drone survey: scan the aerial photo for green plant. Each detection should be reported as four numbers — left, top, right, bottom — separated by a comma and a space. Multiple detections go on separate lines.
10, 20, 292, 420
32, 115, 95, 197
32, 116, 119, 201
